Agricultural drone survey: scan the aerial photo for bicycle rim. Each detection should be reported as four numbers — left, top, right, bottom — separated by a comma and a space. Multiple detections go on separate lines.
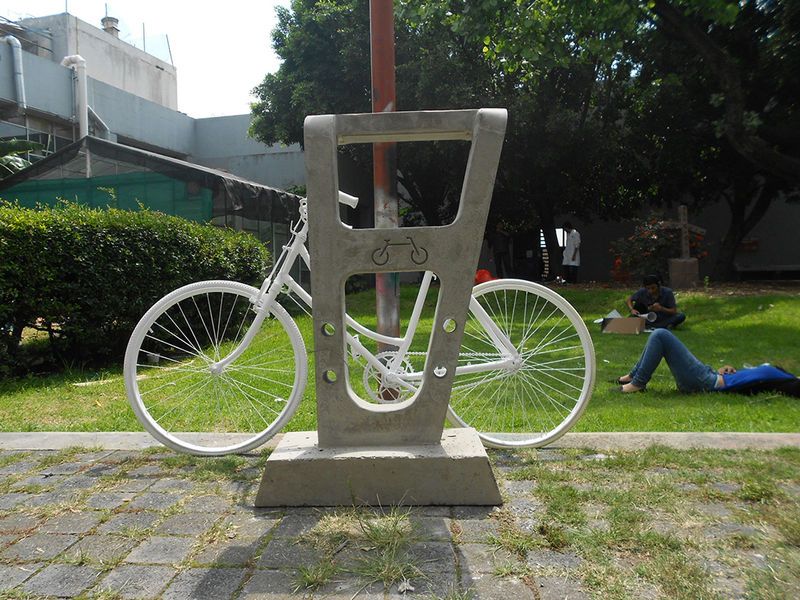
124, 280, 306, 455
447, 279, 595, 448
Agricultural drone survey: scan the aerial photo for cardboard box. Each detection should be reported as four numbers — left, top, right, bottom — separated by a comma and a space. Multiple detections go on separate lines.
601, 317, 646, 334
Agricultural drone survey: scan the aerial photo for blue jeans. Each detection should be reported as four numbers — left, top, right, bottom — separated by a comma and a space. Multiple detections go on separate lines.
629, 329, 718, 391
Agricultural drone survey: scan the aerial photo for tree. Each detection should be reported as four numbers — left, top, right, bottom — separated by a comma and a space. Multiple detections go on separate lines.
416, 0, 799, 278
250, 0, 500, 226
250, 0, 642, 251
0, 139, 43, 179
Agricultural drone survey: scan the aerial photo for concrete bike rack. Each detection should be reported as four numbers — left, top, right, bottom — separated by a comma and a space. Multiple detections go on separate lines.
256, 109, 506, 506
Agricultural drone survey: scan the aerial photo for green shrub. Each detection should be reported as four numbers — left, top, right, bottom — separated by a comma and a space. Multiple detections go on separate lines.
0, 201, 270, 375
609, 214, 708, 283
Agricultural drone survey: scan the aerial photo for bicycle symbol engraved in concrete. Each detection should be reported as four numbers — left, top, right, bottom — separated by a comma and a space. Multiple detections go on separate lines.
371, 237, 429, 266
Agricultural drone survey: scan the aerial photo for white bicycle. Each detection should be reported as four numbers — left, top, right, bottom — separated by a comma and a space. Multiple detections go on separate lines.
124, 193, 596, 455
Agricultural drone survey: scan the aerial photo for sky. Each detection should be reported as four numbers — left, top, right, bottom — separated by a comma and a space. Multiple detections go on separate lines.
0, 0, 290, 117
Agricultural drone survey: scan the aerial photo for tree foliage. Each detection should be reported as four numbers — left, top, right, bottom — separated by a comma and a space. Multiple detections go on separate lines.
252, 0, 799, 279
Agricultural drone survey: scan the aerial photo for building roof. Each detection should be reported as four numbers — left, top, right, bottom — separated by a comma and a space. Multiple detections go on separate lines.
0, 136, 300, 220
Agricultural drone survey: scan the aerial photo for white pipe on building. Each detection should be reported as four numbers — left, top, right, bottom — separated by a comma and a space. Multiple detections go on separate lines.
60, 54, 89, 138
1, 35, 27, 111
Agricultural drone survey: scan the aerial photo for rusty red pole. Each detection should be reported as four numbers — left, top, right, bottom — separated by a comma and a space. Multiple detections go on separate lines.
369, 0, 400, 349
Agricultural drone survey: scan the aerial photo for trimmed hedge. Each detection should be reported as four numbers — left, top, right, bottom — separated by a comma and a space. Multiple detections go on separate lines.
0, 201, 270, 375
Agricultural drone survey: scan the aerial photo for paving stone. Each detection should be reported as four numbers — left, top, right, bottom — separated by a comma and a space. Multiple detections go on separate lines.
25, 490, 80, 507
96, 511, 159, 534
219, 510, 280, 539
536, 576, 590, 599
409, 541, 456, 572
22, 563, 101, 597
0, 535, 18, 550
694, 502, 733, 520
156, 511, 222, 535
0, 563, 42, 591
0, 533, 78, 561
258, 537, 321, 569
104, 450, 146, 463
0, 460, 40, 475
83, 462, 124, 478
0, 493, 29, 510
65, 534, 139, 564
57, 474, 98, 491
96, 564, 176, 599
506, 498, 544, 521
124, 492, 182, 511
40, 461, 85, 475
162, 567, 246, 599
0, 513, 40, 534
705, 559, 747, 599
676, 482, 699, 492
75, 450, 115, 462
314, 578, 385, 599
41, 511, 104, 534
238, 568, 298, 599
149, 478, 196, 492
411, 516, 453, 540
704, 523, 761, 540
111, 478, 156, 492
128, 464, 166, 477
526, 549, 583, 570
454, 515, 502, 543
462, 573, 536, 599
645, 467, 679, 476
183, 494, 233, 513
711, 482, 742, 494
85, 491, 136, 509
124, 536, 195, 565
12, 473, 66, 490
503, 479, 537, 496
386, 570, 459, 599
192, 538, 261, 567
413, 505, 452, 517
456, 543, 518, 574
778, 482, 800, 497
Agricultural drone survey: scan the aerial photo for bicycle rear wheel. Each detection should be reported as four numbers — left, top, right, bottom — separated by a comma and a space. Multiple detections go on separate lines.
124, 280, 307, 456
447, 279, 595, 448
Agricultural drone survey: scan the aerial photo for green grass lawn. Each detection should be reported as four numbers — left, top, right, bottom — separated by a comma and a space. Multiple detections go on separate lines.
0, 283, 798, 435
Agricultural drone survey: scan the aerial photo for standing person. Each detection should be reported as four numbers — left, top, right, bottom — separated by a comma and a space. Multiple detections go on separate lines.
627, 274, 686, 329
488, 222, 512, 278
616, 328, 800, 396
561, 221, 581, 283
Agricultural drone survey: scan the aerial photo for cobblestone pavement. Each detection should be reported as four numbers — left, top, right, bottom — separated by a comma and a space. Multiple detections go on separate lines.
0, 444, 797, 599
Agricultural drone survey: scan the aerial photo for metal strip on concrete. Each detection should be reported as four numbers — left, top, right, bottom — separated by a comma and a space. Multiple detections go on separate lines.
0, 431, 797, 451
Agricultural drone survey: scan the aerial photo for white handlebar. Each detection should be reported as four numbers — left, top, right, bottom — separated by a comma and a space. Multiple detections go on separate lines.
337, 191, 359, 208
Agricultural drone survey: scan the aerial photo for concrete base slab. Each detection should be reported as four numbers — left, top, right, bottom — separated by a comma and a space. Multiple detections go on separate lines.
254, 428, 502, 507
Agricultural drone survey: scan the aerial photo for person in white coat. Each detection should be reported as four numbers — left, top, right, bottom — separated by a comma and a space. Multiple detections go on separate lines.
561, 221, 580, 283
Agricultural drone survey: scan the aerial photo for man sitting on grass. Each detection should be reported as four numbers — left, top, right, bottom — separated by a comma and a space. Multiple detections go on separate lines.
616, 329, 800, 397
627, 274, 686, 329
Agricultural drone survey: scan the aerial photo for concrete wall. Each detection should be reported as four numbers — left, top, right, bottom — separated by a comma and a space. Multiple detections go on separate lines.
89, 78, 194, 156
19, 14, 178, 110
0, 43, 72, 118
193, 115, 305, 190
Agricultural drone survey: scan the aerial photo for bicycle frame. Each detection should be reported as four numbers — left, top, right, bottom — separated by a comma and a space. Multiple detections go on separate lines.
211, 199, 519, 390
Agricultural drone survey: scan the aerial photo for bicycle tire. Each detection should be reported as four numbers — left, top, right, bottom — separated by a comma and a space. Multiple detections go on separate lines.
124, 280, 307, 456
447, 279, 595, 448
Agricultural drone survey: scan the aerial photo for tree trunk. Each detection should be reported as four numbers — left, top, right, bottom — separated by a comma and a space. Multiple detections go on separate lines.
712, 178, 775, 280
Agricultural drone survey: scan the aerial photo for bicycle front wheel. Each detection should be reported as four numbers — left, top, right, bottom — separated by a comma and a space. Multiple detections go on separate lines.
124, 280, 307, 456
447, 279, 595, 448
